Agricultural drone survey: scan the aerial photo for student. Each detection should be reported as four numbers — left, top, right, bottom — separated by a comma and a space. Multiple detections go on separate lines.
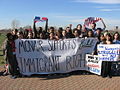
94, 28, 103, 40
62, 30, 67, 39
113, 32, 120, 44
39, 32, 46, 39
49, 27, 55, 33
86, 18, 106, 36
33, 21, 45, 38
45, 27, 55, 39
91, 18, 106, 31
103, 30, 109, 39
11, 29, 18, 40
55, 31, 63, 40
101, 33, 113, 78
86, 30, 94, 38
17, 31, 24, 39
27, 31, 34, 39
73, 24, 82, 36
38, 27, 43, 35
49, 32, 56, 40
3, 33, 20, 79
99, 34, 106, 44
105, 33, 113, 44
65, 27, 74, 38
73, 29, 80, 38
33, 22, 38, 38
80, 26, 88, 38
23, 29, 29, 39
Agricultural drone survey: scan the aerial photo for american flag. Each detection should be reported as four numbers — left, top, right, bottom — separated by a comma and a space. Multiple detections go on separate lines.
84, 17, 101, 28
34, 16, 48, 23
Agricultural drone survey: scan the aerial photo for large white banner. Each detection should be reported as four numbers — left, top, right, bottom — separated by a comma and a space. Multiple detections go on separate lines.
15, 38, 98, 75
86, 54, 102, 75
98, 44, 120, 61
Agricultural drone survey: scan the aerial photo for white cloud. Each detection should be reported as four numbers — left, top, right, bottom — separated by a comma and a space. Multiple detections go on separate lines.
100, 9, 113, 11
74, 0, 120, 4
95, 6, 105, 8
100, 8, 120, 11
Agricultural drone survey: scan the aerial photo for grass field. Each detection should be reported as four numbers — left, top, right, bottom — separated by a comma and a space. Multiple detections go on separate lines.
0, 33, 6, 65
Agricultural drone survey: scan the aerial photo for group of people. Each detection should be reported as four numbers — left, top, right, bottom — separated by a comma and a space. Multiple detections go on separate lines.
16, 21, 105, 40
1, 18, 120, 79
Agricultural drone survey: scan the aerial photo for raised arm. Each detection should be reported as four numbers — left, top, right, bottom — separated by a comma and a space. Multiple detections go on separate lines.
33, 22, 37, 38
101, 18, 106, 30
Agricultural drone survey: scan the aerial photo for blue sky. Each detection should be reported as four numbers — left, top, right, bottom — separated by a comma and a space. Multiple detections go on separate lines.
0, 0, 120, 29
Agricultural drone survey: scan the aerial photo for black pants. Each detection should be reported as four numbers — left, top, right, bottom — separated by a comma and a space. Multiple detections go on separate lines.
8, 55, 20, 76
101, 61, 112, 77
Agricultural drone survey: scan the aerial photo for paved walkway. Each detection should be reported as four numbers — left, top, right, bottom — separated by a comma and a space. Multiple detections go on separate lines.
0, 66, 120, 90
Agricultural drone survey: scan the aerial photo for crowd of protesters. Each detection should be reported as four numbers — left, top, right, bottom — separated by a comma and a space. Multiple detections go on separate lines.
1, 18, 120, 79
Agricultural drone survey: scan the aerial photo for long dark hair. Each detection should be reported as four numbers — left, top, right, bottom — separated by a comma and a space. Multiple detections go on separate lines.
106, 33, 113, 42
113, 32, 120, 40
6, 33, 14, 41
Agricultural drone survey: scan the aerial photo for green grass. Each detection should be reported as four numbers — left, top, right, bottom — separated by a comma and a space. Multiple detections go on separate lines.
0, 34, 6, 48
0, 33, 6, 65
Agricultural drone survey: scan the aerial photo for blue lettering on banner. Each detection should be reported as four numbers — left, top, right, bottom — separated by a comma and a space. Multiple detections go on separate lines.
98, 45, 120, 61
89, 67, 100, 74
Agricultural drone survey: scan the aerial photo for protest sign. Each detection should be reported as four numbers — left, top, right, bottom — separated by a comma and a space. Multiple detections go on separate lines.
98, 44, 120, 61
86, 54, 102, 75
15, 38, 98, 75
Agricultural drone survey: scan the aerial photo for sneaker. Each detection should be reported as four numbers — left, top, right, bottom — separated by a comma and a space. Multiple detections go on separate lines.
108, 75, 112, 78
9, 75, 17, 79
3, 72, 8, 76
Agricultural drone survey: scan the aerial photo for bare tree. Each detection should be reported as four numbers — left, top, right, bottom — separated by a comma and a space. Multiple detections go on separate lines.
11, 19, 20, 29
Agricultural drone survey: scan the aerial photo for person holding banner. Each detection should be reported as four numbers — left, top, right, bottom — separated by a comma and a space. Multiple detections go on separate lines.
90, 18, 106, 31
101, 61, 112, 78
33, 16, 48, 39
84, 17, 106, 36
11, 29, 18, 40
33, 21, 42, 39
3, 33, 20, 79
101, 33, 113, 78
33, 22, 46, 39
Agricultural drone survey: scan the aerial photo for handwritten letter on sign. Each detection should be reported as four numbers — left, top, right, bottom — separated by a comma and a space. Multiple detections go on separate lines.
98, 44, 120, 61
